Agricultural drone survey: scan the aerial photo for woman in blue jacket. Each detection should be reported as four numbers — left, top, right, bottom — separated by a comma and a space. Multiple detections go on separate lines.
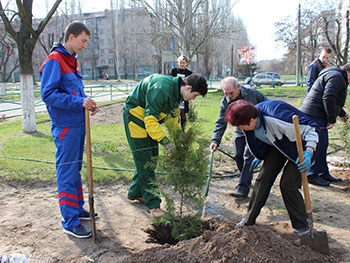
225, 100, 319, 235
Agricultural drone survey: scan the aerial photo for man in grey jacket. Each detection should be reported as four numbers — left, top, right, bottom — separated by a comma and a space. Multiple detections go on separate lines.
209, 77, 268, 198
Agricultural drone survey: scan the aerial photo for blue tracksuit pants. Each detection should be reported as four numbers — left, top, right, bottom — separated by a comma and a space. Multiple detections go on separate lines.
52, 126, 86, 230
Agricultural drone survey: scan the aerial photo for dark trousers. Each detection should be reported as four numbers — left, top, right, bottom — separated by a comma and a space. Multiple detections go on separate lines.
306, 116, 330, 178
233, 134, 254, 194
245, 147, 308, 230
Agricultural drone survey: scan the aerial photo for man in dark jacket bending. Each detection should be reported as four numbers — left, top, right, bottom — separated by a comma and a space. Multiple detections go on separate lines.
300, 64, 350, 186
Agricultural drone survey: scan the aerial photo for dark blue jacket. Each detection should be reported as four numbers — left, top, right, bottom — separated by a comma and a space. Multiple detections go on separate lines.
245, 100, 320, 162
306, 58, 325, 92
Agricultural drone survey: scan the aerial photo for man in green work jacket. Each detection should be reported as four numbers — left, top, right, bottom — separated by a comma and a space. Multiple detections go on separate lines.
123, 73, 208, 218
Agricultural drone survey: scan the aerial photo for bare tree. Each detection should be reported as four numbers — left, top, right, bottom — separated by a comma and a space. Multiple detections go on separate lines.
0, 32, 20, 82
274, 0, 344, 76
0, 0, 62, 133
137, 0, 238, 77
324, 9, 349, 65
196, 0, 247, 77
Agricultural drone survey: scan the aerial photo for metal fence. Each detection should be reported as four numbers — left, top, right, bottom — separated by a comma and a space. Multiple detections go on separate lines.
0, 79, 221, 119
0, 82, 137, 118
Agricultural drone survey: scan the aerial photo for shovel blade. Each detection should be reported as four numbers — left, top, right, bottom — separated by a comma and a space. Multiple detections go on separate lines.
89, 196, 97, 242
300, 229, 329, 255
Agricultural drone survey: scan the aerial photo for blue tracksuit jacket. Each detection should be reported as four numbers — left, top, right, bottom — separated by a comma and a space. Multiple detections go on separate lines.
244, 100, 320, 162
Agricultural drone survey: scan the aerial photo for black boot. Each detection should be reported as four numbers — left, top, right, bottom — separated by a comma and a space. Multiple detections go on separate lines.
321, 174, 342, 183
308, 175, 330, 186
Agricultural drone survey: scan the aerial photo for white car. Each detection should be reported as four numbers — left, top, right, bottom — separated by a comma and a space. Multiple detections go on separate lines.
252, 73, 284, 87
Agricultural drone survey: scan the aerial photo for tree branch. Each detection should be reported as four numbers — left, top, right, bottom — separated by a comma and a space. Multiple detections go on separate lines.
35, 0, 63, 36
0, 2, 18, 41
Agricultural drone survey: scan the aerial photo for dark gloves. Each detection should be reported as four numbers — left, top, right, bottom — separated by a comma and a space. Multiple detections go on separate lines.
340, 114, 348, 122
296, 149, 313, 172
250, 158, 262, 172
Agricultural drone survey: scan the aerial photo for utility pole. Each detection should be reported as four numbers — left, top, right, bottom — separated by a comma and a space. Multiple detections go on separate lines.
296, 2, 301, 86
231, 45, 234, 76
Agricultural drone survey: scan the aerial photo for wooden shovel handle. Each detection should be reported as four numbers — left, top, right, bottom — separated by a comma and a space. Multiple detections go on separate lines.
85, 108, 94, 197
85, 108, 97, 241
292, 115, 312, 213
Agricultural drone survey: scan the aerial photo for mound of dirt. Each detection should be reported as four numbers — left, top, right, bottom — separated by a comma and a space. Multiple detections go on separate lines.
124, 223, 337, 263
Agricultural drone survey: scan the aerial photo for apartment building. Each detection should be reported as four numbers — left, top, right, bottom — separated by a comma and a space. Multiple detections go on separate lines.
31, 7, 155, 81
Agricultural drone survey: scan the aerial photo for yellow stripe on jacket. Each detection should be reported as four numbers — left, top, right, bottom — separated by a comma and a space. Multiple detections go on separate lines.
129, 106, 180, 142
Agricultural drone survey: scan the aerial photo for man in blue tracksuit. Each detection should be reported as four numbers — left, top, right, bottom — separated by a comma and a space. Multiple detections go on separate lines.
210, 77, 268, 198
40, 21, 99, 238
225, 100, 319, 234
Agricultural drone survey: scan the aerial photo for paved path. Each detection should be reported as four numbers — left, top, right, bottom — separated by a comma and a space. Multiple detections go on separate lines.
0, 92, 129, 119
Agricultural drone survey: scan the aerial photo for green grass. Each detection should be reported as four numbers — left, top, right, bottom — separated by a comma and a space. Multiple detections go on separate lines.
0, 86, 347, 185
0, 110, 134, 184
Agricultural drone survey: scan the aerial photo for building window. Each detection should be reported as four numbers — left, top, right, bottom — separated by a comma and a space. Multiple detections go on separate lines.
101, 59, 105, 65
109, 59, 113, 65
100, 49, 105, 54
100, 39, 104, 46
99, 19, 104, 25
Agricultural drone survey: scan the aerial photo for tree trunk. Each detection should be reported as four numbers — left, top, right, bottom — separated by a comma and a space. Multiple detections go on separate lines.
20, 74, 37, 133
0, 0, 62, 132
18, 41, 37, 133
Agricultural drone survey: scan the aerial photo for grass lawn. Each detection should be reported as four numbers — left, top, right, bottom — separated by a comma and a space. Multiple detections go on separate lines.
0, 85, 348, 184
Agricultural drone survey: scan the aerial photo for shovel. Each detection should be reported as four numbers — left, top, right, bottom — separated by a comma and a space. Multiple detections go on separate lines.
202, 149, 215, 218
292, 115, 329, 255
85, 108, 97, 242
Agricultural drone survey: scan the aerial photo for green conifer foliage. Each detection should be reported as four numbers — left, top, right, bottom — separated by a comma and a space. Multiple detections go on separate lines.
155, 115, 209, 242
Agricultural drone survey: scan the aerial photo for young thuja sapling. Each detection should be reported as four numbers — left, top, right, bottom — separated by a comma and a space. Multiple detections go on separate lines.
150, 117, 210, 243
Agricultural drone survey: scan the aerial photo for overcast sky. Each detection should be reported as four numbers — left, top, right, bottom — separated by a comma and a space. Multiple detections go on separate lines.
233, 0, 300, 61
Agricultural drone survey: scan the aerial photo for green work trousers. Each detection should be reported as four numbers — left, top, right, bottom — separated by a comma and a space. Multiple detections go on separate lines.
123, 110, 161, 209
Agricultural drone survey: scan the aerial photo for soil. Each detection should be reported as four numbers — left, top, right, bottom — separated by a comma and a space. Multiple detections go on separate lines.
1, 102, 349, 263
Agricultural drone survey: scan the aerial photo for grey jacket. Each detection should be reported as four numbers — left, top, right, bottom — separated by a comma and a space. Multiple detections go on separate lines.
210, 85, 268, 145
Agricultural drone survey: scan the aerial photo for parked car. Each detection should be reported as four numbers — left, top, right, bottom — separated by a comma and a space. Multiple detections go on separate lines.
253, 70, 265, 76
243, 77, 253, 85
266, 72, 281, 79
252, 73, 284, 87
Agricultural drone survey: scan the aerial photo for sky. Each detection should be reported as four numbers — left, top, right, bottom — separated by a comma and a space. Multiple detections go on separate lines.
232, 0, 300, 61
31, 0, 301, 61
